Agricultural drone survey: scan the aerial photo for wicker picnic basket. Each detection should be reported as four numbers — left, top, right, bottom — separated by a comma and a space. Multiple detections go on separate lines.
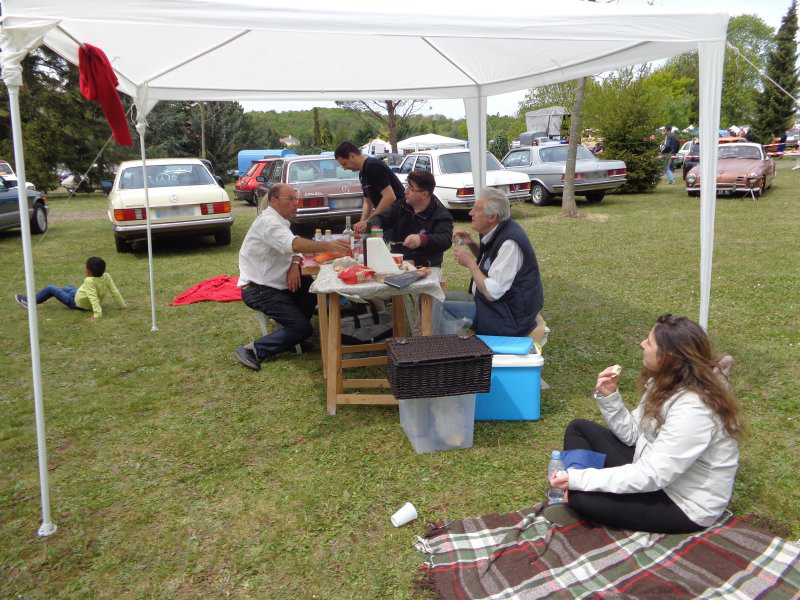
386, 334, 493, 400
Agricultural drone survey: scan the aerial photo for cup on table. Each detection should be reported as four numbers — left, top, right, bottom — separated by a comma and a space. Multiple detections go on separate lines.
391, 253, 404, 267
390, 502, 418, 527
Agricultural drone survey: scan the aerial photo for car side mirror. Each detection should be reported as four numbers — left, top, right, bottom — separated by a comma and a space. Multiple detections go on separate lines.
389, 166, 401, 173
1, 178, 12, 189
215, 176, 225, 189
100, 180, 113, 195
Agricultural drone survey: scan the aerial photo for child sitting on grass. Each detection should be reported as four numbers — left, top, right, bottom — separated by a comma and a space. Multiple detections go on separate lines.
15, 256, 128, 319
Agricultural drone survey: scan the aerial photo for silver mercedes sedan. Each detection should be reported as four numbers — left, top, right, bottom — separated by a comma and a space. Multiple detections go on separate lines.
501, 144, 627, 206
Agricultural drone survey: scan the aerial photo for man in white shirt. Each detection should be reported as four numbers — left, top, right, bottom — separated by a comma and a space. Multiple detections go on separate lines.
444, 188, 543, 337
235, 183, 349, 371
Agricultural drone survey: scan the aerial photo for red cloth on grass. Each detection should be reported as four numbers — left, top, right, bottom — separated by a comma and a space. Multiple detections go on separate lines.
171, 276, 242, 306
78, 43, 133, 146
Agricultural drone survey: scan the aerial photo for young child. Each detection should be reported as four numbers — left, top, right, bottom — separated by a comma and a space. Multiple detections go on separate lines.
15, 256, 127, 318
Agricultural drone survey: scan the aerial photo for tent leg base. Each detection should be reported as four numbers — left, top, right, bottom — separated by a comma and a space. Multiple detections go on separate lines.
38, 521, 57, 537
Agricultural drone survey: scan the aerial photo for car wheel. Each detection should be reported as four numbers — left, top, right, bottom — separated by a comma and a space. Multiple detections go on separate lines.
114, 234, 132, 253
585, 191, 605, 203
688, 191, 700, 198
30, 203, 48, 234
530, 182, 552, 206
214, 228, 232, 246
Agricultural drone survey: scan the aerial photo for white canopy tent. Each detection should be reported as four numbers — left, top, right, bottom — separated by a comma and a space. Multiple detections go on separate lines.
360, 138, 393, 155
0, 0, 728, 537
397, 133, 468, 152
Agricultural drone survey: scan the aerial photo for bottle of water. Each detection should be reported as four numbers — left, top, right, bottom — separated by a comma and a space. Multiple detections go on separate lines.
323, 229, 333, 242
546, 450, 565, 504
313, 228, 323, 243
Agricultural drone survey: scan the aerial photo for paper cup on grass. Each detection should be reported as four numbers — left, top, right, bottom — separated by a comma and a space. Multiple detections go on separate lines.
391, 502, 418, 527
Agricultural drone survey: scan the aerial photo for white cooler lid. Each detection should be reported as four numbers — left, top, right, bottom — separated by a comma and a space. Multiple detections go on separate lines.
491, 353, 543, 367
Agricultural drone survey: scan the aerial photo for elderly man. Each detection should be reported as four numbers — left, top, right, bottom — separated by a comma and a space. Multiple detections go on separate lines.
234, 183, 349, 371
444, 188, 543, 337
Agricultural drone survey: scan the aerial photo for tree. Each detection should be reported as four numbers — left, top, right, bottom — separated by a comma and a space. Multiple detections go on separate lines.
518, 80, 579, 117
561, 77, 587, 218
752, 1, 799, 143
488, 133, 510, 160
335, 100, 428, 152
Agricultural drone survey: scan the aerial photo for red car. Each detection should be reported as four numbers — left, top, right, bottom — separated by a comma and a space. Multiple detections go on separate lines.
235, 159, 275, 205
684, 143, 776, 198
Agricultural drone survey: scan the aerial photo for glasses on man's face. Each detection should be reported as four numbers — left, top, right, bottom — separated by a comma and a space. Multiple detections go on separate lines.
404, 185, 423, 193
274, 195, 297, 202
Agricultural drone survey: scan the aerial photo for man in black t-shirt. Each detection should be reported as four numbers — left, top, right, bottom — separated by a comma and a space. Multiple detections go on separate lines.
335, 141, 405, 235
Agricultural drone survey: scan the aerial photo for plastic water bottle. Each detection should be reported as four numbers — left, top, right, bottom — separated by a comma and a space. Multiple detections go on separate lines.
313, 228, 323, 243
323, 229, 333, 242
547, 450, 565, 504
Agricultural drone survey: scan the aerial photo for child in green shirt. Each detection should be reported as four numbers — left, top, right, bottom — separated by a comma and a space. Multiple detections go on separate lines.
15, 256, 127, 318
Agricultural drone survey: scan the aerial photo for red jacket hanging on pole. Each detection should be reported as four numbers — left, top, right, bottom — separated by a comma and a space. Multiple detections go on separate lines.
78, 43, 133, 146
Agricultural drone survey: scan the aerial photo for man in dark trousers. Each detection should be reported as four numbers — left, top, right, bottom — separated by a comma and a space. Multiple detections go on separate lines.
334, 141, 405, 235
660, 126, 680, 185
371, 170, 453, 271
444, 187, 543, 337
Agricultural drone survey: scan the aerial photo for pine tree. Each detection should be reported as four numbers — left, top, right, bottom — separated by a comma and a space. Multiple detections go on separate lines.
752, 0, 799, 143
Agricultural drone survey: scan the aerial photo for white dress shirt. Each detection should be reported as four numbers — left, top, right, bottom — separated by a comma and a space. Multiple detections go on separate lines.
237, 206, 300, 290
470, 224, 523, 300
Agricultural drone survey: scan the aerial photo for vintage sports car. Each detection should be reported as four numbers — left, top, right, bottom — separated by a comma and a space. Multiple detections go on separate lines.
253, 155, 363, 227
684, 143, 775, 198
105, 158, 233, 252
501, 143, 626, 206
395, 148, 531, 211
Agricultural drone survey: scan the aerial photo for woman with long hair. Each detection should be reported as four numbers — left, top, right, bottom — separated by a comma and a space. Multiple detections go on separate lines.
546, 314, 744, 533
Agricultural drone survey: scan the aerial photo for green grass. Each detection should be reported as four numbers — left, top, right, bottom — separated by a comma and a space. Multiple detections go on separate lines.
2, 165, 799, 598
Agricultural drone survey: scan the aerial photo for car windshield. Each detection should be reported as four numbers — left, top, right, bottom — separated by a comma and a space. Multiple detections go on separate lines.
0, 162, 13, 175
539, 146, 596, 162
718, 146, 762, 160
438, 152, 503, 174
286, 159, 358, 183
119, 164, 216, 189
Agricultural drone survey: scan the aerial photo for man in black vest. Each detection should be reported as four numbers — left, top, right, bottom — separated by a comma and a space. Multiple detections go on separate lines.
334, 141, 405, 235
444, 188, 543, 336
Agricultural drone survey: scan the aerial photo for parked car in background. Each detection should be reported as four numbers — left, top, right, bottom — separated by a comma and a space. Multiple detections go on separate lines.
501, 144, 626, 205
684, 143, 775, 198
104, 158, 233, 252
0, 175, 48, 234
673, 141, 693, 168
235, 159, 276, 205
252, 155, 363, 227
395, 149, 531, 211
0, 159, 35, 190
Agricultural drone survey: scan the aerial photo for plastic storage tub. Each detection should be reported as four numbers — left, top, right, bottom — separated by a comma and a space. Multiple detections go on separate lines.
475, 353, 543, 421
399, 394, 476, 453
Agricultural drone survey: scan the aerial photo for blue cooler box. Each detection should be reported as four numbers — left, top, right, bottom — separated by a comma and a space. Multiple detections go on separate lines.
475, 353, 543, 421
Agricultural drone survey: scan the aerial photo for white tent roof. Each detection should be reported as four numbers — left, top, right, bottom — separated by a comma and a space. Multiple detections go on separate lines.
398, 134, 468, 151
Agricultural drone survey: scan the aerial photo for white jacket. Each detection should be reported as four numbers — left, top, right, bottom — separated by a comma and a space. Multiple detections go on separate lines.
568, 388, 739, 527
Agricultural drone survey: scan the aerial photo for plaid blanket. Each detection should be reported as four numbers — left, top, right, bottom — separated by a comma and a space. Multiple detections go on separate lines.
415, 504, 800, 599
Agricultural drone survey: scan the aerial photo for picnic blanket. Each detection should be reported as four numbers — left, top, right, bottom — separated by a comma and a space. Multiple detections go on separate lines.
415, 504, 800, 599
170, 275, 241, 306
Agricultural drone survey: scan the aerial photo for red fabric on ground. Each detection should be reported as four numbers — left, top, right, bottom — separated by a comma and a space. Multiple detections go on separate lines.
171, 276, 242, 306
78, 43, 133, 146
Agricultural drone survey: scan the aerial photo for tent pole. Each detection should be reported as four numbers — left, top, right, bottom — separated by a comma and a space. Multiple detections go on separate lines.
135, 113, 158, 332
464, 94, 487, 195
6, 83, 57, 537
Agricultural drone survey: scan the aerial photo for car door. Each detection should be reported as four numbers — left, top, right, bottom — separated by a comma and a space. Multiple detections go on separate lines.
414, 155, 432, 173
0, 176, 20, 227
398, 156, 417, 174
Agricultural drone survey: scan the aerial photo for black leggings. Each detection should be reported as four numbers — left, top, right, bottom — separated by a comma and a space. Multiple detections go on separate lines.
564, 419, 703, 534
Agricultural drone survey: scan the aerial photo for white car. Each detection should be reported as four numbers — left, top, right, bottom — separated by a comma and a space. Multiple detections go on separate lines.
0, 159, 35, 190
395, 149, 531, 210
105, 158, 233, 252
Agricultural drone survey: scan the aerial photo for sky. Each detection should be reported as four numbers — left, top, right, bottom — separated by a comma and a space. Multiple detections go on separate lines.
240, 0, 793, 120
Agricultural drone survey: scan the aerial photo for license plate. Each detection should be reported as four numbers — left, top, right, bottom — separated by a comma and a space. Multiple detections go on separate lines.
154, 206, 196, 219
329, 198, 361, 210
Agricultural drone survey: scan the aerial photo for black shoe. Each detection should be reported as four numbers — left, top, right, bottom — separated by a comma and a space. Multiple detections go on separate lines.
299, 340, 314, 353
234, 346, 261, 371
542, 504, 581, 527
14, 294, 28, 308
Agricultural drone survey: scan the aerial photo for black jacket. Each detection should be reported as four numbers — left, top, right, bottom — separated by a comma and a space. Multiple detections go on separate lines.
372, 196, 453, 268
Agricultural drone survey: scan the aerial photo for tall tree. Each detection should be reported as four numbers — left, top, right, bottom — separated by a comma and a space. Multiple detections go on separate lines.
752, 0, 799, 143
561, 77, 587, 218
335, 100, 428, 152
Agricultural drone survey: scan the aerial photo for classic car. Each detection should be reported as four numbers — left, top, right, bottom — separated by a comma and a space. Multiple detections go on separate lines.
0, 175, 48, 234
684, 142, 775, 198
673, 141, 693, 168
252, 155, 363, 226
0, 159, 35, 190
104, 158, 233, 252
394, 149, 531, 211
501, 143, 626, 206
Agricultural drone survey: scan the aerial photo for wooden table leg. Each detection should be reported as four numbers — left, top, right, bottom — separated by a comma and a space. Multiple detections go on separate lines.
317, 292, 328, 379
420, 294, 433, 335
392, 296, 407, 337
326, 292, 343, 415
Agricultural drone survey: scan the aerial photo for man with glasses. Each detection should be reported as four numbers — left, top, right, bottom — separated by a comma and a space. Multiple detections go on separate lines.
371, 170, 453, 272
234, 183, 350, 371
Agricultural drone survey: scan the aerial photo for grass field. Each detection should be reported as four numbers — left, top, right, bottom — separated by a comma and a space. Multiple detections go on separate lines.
2, 162, 799, 598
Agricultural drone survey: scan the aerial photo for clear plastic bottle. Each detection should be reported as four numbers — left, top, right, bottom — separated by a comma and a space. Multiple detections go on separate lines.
313, 228, 323, 243
323, 229, 333, 242
546, 450, 565, 504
